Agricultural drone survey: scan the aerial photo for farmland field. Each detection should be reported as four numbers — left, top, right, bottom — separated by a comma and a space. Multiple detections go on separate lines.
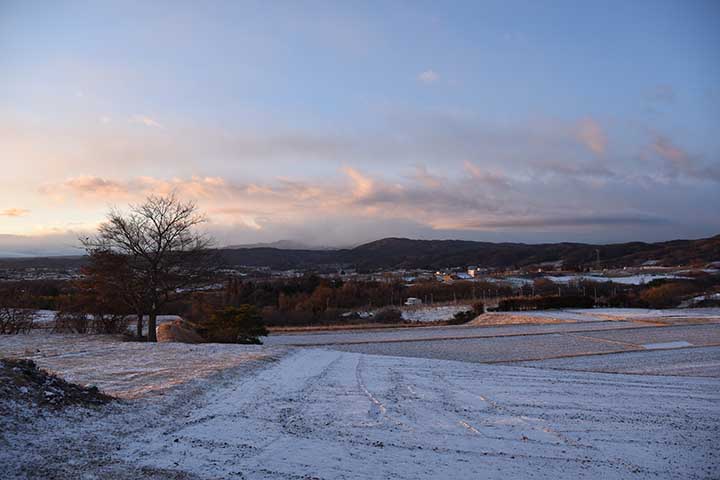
2, 308, 719, 479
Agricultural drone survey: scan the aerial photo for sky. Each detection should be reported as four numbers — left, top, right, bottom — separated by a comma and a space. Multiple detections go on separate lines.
1, 0, 719, 256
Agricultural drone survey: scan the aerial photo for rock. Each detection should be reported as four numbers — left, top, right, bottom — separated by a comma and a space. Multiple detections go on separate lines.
156, 319, 205, 344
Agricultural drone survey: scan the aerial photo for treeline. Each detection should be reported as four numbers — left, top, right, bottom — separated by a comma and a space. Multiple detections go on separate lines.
2, 268, 718, 331
497, 274, 720, 311
185, 276, 515, 327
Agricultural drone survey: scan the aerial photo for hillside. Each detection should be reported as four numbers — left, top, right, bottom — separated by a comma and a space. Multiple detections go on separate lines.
220, 235, 720, 271
2, 235, 718, 272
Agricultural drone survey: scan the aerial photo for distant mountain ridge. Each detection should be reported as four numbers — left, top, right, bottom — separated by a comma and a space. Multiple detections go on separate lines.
2, 235, 718, 272
226, 240, 338, 251
217, 235, 720, 271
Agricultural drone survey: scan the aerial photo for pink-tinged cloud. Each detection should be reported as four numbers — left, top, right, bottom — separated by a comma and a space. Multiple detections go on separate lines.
576, 118, 607, 155
343, 167, 375, 198
131, 114, 164, 129
39, 175, 131, 199
651, 135, 690, 168
0, 208, 30, 217
39, 175, 229, 201
647, 135, 720, 182
463, 161, 511, 188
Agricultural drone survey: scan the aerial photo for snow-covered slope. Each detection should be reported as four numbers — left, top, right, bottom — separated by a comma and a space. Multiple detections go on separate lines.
1, 338, 717, 479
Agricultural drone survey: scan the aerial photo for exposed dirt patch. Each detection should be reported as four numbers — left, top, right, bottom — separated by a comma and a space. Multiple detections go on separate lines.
0, 357, 113, 411
468, 313, 569, 326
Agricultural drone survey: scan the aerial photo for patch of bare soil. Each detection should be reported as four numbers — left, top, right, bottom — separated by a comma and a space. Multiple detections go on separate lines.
268, 321, 430, 334
468, 313, 569, 326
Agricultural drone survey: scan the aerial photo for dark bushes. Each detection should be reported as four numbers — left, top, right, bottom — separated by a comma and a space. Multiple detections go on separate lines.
199, 305, 268, 344
372, 308, 403, 324
448, 302, 485, 325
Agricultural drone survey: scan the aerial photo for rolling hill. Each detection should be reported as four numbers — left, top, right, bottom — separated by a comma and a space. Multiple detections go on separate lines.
2, 235, 718, 273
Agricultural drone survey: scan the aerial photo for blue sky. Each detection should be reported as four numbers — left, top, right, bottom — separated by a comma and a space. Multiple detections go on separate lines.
0, 1, 719, 255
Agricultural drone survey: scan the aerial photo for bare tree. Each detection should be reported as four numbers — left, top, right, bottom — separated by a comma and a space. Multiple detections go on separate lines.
82, 193, 216, 341
0, 287, 36, 334
0, 306, 35, 334
80, 250, 148, 337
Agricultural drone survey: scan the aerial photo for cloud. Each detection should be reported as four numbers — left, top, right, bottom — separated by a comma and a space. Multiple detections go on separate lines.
23, 164, 720, 250
462, 214, 669, 229
418, 70, 439, 84
534, 159, 614, 180
650, 134, 720, 182
411, 164, 442, 188
39, 175, 237, 203
463, 161, 511, 188
652, 135, 689, 169
343, 167, 375, 198
40, 175, 130, 199
0, 208, 30, 217
131, 114, 164, 129
7, 106, 720, 247
576, 118, 607, 155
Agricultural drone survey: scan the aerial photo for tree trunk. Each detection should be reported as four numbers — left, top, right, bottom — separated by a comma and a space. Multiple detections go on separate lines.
136, 313, 144, 339
148, 311, 158, 342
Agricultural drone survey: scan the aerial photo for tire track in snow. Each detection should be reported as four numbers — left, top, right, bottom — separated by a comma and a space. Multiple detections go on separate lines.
354, 355, 414, 431
435, 372, 588, 448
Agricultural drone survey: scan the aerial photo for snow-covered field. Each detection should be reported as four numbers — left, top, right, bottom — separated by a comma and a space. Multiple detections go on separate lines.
2, 330, 719, 479
401, 304, 471, 323
545, 273, 692, 285
514, 346, 720, 377
581, 307, 720, 320
0, 332, 282, 398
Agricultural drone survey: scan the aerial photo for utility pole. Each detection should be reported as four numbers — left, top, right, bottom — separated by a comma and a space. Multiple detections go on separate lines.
595, 249, 601, 270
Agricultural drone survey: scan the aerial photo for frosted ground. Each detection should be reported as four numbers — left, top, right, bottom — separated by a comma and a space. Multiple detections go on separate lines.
2, 309, 720, 479
400, 304, 471, 323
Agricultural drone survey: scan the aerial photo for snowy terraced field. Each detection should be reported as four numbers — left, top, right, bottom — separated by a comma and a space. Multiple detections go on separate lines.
2, 314, 720, 479
513, 346, 720, 377
264, 320, 645, 346
2, 347, 718, 479
330, 331, 643, 363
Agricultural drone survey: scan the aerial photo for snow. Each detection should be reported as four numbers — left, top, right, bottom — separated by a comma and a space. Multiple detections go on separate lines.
484, 308, 720, 323
545, 274, 692, 285
33, 309, 57, 325
2, 330, 719, 478
401, 304, 471, 322
481, 276, 533, 286
514, 346, 720, 377
0, 331, 283, 398
116, 350, 719, 479
642, 341, 693, 349
583, 307, 720, 321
